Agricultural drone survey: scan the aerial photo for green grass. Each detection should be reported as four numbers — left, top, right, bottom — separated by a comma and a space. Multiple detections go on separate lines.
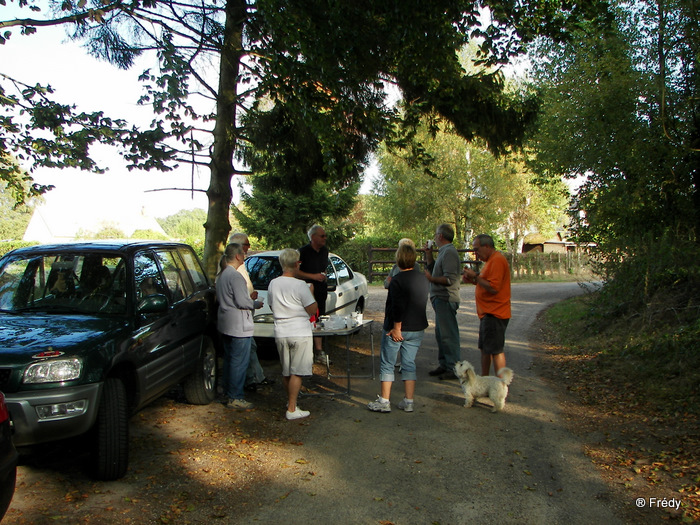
545, 294, 700, 414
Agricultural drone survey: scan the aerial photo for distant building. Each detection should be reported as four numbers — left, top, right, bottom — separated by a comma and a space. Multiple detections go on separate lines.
522, 232, 591, 253
24, 201, 167, 243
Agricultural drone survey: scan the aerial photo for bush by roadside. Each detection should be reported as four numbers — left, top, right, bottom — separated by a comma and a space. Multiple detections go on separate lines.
538, 293, 700, 523
0, 241, 37, 258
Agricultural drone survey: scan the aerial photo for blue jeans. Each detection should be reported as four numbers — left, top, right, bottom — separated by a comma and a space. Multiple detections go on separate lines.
432, 297, 461, 369
379, 330, 425, 382
222, 335, 252, 400
245, 338, 266, 385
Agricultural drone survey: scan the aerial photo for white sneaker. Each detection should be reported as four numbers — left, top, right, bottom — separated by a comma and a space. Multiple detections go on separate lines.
397, 398, 414, 412
367, 396, 391, 413
228, 399, 254, 410
286, 407, 310, 420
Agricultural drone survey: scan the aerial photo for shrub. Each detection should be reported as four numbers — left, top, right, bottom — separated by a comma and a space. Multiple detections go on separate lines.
334, 234, 411, 274
0, 241, 37, 258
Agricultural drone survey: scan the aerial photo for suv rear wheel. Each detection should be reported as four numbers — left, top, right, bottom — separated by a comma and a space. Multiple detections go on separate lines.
92, 377, 129, 480
183, 337, 217, 405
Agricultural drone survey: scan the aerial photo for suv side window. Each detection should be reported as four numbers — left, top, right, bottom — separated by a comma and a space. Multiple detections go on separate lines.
134, 252, 168, 302
178, 248, 209, 291
155, 250, 190, 303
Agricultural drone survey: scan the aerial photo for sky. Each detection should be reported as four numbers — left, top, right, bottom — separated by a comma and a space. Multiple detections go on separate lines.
2, 11, 380, 225
2, 14, 220, 219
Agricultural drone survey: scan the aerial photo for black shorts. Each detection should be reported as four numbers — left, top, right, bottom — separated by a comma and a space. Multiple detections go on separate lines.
478, 315, 509, 355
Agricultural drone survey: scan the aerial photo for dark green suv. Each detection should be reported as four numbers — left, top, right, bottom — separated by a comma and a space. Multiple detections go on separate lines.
0, 241, 218, 480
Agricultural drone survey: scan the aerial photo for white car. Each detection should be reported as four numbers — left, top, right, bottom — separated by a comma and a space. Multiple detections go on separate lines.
244, 250, 369, 338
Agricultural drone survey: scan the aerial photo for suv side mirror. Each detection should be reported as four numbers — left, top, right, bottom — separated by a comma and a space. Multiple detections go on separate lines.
137, 294, 169, 314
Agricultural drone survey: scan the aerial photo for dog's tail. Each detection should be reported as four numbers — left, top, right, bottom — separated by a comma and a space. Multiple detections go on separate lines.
497, 367, 514, 385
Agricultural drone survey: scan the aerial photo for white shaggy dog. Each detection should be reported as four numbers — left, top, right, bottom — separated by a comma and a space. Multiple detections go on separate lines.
453, 360, 514, 412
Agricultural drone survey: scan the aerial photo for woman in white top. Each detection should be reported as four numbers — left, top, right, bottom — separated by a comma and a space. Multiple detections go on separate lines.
268, 248, 318, 420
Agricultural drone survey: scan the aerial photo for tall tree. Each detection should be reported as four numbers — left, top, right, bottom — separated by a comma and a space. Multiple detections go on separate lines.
157, 208, 208, 240
2, 0, 613, 278
0, 187, 35, 241
529, 0, 700, 308
370, 119, 568, 248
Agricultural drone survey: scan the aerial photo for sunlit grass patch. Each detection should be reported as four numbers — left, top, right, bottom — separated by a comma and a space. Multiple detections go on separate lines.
544, 294, 700, 414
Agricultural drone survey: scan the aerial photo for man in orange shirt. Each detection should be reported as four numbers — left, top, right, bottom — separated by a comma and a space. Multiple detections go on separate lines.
462, 234, 511, 376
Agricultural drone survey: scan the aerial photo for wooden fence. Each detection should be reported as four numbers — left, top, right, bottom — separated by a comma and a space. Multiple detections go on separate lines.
366, 245, 476, 284
366, 245, 593, 283
506, 251, 593, 280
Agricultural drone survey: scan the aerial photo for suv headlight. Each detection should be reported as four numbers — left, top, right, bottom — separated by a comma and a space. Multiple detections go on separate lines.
24, 358, 82, 384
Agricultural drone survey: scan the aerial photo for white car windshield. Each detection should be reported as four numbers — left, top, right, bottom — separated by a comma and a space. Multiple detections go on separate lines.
245, 255, 283, 290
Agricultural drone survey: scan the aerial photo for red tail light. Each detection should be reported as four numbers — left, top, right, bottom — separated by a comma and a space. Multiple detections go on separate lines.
0, 393, 8, 423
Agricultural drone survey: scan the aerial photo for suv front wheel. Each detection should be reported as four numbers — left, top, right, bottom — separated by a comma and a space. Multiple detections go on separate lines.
92, 377, 129, 481
183, 337, 217, 405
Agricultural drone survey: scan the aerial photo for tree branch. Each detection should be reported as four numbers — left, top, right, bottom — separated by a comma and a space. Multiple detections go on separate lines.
0, 1, 127, 30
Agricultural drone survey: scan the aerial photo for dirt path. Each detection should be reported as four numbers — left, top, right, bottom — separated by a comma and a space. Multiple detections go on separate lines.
6, 282, 632, 524
238, 282, 623, 524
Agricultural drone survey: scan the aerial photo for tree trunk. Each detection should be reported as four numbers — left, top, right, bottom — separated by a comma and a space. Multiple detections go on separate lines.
202, 0, 247, 280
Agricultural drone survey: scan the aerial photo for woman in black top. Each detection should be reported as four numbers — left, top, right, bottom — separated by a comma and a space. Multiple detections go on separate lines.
368, 242, 429, 413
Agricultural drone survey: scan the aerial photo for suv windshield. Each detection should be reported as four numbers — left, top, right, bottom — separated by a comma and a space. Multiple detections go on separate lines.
0, 253, 126, 315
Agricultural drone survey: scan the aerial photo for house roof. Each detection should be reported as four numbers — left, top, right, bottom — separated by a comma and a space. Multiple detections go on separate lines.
23, 188, 167, 243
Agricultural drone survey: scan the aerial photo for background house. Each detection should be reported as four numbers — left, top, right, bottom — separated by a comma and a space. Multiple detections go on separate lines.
23, 179, 169, 242
522, 231, 579, 253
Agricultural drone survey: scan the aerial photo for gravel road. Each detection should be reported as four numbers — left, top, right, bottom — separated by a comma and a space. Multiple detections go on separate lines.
241, 281, 622, 524
7, 281, 625, 525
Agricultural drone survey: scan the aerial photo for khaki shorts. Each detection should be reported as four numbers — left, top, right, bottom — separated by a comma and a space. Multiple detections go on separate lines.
276, 336, 313, 377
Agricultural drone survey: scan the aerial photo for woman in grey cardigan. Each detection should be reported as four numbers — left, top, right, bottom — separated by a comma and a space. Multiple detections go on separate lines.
216, 243, 256, 410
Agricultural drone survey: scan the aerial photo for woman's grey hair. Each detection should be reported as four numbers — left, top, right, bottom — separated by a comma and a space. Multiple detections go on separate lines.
307, 224, 323, 241
217, 243, 244, 276
223, 243, 244, 262
279, 248, 300, 271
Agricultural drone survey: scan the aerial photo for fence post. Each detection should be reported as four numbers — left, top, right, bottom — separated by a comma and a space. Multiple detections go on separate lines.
557, 253, 561, 278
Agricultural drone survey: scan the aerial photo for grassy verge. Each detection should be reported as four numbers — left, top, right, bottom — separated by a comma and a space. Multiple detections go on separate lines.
541, 294, 700, 522
545, 294, 700, 414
